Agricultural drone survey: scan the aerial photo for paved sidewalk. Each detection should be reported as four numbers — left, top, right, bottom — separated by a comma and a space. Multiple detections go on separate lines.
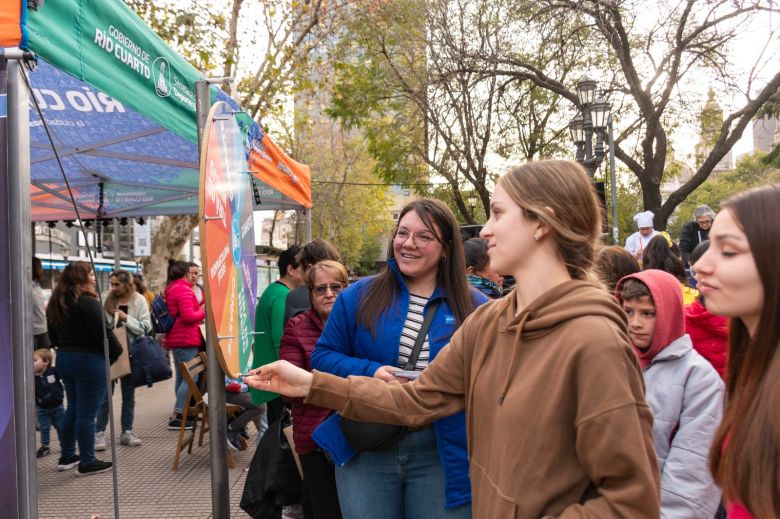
36, 376, 258, 518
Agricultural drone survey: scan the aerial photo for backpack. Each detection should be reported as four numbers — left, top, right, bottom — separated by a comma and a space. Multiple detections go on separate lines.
150, 294, 176, 334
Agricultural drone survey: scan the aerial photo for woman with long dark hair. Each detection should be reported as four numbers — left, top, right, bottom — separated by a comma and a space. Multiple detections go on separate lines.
642, 235, 698, 304
693, 183, 780, 518
46, 261, 121, 476
248, 161, 660, 517
307, 199, 488, 518
164, 259, 205, 430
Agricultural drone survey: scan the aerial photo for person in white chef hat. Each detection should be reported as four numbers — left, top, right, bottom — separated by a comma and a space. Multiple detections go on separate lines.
625, 210, 660, 260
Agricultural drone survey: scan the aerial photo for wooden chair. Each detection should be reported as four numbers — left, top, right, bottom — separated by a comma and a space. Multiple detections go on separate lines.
172, 352, 245, 470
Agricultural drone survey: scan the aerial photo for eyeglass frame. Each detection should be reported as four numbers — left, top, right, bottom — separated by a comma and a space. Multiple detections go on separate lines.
393, 226, 440, 249
312, 283, 345, 297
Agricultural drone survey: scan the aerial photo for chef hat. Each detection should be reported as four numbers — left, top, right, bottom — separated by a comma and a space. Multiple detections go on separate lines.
633, 211, 654, 228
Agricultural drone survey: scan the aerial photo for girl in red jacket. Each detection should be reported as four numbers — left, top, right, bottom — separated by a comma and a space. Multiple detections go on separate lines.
164, 260, 205, 430
280, 260, 348, 519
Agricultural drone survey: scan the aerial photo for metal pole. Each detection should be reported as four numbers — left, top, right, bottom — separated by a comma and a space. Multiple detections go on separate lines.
113, 218, 121, 270
7, 49, 36, 519
196, 79, 230, 519
608, 116, 619, 245
582, 103, 593, 166
305, 208, 312, 242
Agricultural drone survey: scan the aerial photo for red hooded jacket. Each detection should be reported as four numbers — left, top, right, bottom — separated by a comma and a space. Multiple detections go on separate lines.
164, 278, 205, 348
684, 299, 728, 379
615, 269, 685, 368
279, 307, 332, 454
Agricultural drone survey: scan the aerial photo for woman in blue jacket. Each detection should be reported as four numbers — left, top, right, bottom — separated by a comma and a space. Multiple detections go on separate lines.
311, 199, 487, 519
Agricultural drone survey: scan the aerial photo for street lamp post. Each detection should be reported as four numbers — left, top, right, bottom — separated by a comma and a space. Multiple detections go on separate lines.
568, 77, 610, 178
569, 77, 620, 243
467, 192, 477, 220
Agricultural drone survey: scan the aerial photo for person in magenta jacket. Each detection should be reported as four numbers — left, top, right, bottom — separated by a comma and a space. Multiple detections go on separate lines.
164, 259, 205, 430
280, 260, 348, 519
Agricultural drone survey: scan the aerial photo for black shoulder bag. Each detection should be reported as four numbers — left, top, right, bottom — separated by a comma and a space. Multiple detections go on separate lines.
339, 299, 441, 452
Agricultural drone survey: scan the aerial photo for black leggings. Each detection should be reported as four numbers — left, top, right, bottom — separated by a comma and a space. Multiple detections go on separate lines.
300, 450, 342, 519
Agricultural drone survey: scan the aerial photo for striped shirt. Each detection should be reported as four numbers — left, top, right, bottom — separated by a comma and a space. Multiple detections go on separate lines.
396, 294, 430, 371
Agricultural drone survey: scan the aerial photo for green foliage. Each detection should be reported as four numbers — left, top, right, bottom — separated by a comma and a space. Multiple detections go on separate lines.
326, 0, 428, 189
424, 185, 485, 226
294, 119, 393, 271
666, 151, 780, 238
124, 0, 224, 71
326, 0, 577, 221
755, 89, 780, 120
616, 176, 644, 243
763, 143, 780, 167
354, 238, 385, 276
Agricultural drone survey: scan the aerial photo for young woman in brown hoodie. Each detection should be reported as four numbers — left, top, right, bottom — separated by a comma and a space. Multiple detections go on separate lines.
246, 160, 661, 518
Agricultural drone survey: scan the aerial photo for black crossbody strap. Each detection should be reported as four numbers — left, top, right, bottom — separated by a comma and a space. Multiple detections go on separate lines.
403, 299, 441, 370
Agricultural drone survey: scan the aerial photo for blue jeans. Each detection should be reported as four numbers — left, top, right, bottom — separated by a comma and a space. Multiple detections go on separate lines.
37, 405, 64, 447
96, 375, 135, 433
335, 428, 472, 519
56, 351, 108, 465
171, 347, 200, 413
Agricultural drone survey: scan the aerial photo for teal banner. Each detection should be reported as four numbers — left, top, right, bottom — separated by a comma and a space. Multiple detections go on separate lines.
25, 0, 202, 143
22, 0, 308, 212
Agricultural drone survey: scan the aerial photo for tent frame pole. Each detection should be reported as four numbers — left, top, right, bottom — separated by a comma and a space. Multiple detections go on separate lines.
7, 49, 36, 519
196, 79, 230, 519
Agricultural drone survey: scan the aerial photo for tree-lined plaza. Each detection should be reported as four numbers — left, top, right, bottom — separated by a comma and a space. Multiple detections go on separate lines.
131, 0, 779, 276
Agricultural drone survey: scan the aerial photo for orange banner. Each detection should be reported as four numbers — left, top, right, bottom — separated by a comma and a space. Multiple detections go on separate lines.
249, 134, 312, 208
0, 0, 22, 47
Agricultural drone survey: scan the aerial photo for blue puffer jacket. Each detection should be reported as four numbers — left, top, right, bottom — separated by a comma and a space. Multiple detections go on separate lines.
311, 259, 488, 509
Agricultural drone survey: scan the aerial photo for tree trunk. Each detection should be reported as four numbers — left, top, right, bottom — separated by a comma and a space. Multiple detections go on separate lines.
139, 215, 199, 293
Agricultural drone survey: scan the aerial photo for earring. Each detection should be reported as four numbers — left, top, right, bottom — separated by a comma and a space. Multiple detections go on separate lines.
534, 233, 540, 241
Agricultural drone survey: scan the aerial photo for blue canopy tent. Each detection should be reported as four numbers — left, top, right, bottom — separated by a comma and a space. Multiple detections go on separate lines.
28, 59, 307, 221
29, 59, 201, 220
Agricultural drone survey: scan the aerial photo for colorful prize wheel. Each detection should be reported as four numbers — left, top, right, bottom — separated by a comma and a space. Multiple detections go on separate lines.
199, 101, 257, 377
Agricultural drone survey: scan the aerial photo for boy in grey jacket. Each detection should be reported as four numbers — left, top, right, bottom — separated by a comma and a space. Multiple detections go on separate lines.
616, 269, 724, 519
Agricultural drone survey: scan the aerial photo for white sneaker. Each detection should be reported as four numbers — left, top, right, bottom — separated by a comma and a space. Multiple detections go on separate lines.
282, 504, 304, 519
94, 431, 107, 451
120, 430, 142, 446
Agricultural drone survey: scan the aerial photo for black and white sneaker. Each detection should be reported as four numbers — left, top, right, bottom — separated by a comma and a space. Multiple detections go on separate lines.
227, 429, 243, 451
76, 459, 112, 476
167, 413, 195, 430
56, 454, 80, 470
37, 446, 51, 458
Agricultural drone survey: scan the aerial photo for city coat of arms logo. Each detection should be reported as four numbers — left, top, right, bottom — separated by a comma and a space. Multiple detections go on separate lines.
152, 57, 171, 97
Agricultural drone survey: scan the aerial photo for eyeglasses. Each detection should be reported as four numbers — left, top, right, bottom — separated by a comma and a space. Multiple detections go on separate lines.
393, 227, 438, 248
696, 219, 713, 227
313, 283, 345, 297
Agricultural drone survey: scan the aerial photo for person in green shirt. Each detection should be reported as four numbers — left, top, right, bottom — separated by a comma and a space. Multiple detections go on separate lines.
251, 245, 304, 422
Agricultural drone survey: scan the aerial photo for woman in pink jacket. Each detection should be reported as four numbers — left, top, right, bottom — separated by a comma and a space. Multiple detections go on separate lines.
280, 260, 348, 519
164, 260, 205, 430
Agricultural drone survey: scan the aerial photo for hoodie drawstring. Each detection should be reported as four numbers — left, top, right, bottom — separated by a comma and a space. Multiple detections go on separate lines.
497, 312, 529, 405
